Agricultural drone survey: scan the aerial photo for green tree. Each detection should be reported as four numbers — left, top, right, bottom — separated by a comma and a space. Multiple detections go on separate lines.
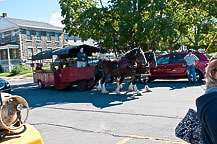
60, 0, 217, 53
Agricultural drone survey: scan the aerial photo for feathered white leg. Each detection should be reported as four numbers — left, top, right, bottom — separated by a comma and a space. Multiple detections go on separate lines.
144, 85, 152, 92
97, 80, 102, 91
115, 84, 122, 94
120, 84, 123, 91
134, 85, 141, 96
128, 82, 134, 92
101, 83, 109, 94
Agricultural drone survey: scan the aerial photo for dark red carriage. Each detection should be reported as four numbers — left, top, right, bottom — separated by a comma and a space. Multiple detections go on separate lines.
32, 44, 100, 91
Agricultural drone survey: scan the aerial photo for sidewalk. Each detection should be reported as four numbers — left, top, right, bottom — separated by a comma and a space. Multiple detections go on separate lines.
0, 73, 32, 81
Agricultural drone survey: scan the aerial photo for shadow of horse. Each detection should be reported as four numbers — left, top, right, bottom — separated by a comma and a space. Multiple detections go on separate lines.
147, 79, 205, 90
10, 82, 138, 109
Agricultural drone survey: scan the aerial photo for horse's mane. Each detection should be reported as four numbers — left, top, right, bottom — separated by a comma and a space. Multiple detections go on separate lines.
125, 48, 140, 59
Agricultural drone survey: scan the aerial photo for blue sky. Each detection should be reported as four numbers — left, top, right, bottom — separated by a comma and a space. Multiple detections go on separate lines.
0, 0, 108, 27
0, 0, 61, 24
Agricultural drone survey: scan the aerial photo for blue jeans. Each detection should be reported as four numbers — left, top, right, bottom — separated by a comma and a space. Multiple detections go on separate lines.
187, 65, 196, 82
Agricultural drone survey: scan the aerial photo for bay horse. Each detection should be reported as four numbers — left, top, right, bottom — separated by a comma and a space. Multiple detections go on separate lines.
135, 51, 157, 92
93, 48, 147, 95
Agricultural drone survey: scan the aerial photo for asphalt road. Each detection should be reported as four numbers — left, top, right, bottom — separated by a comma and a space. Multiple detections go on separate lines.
9, 78, 206, 144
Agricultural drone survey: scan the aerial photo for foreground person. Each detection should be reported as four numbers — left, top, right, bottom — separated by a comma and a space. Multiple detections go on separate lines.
196, 53, 217, 144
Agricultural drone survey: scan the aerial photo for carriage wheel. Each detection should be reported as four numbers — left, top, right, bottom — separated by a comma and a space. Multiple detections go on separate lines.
38, 81, 45, 89
87, 77, 95, 90
77, 80, 87, 91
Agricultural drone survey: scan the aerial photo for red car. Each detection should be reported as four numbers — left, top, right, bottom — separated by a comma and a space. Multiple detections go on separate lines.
149, 52, 210, 82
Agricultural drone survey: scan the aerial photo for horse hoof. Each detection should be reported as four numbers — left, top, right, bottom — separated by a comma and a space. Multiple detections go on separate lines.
102, 91, 109, 94
136, 92, 142, 96
144, 89, 152, 92
97, 87, 102, 91
115, 91, 121, 94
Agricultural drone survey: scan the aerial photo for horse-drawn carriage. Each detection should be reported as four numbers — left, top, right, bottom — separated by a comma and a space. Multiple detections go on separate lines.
32, 44, 100, 91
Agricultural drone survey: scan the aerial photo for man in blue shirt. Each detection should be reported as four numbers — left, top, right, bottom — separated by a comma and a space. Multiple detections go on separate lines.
77, 48, 88, 67
184, 50, 199, 83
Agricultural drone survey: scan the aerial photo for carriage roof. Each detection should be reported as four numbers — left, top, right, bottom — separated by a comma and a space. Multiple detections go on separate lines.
32, 44, 101, 60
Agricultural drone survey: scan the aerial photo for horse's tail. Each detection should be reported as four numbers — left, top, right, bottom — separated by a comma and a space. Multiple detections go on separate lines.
89, 59, 104, 89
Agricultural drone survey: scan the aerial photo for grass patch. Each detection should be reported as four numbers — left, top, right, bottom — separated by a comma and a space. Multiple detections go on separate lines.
16, 69, 33, 76
0, 66, 33, 77
25, 73, 33, 77
0, 73, 11, 77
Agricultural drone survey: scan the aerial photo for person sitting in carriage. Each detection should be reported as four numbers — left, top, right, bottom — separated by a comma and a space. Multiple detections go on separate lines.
50, 63, 56, 71
64, 61, 70, 68
36, 63, 42, 70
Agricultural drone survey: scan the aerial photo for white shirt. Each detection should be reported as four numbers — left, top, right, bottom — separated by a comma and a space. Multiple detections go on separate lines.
184, 54, 199, 66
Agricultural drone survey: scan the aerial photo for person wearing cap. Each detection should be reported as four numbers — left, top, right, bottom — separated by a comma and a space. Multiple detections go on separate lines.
184, 50, 199, 83
196, 53, 217, 143
77, 48, 88, 67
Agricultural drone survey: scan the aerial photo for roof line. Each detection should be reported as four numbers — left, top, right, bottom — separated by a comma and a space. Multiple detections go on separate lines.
3, 17, 19, 27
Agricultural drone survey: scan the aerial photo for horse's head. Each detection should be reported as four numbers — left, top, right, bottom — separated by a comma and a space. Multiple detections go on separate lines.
125, 48, 147, 66
144, 51, 157, 67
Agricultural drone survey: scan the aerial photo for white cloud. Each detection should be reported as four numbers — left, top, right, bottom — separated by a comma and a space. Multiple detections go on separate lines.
49, 12, 64, 28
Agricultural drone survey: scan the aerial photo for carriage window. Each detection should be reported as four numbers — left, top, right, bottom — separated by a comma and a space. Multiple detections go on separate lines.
157, 56, 169, 64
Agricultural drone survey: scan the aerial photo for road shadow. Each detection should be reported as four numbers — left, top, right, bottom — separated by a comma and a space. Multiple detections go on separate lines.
146, 79, 205, 90
10, 82, 138, 109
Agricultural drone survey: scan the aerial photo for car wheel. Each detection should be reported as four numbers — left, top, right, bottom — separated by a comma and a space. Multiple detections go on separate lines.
191, 70, 202, 82
138, 75, 152, 83
38, 81, 45, 89
138, 76, 144, 83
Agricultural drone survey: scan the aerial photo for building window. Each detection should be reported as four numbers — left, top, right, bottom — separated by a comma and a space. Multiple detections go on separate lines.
10, 49, 18, 59
47, 32, 51, 41
11, 31, 16, 42
26, 30, 32, 41
55, 33, 59, 42
1, 33, 5, 44
37, 48, 42, 53
47, 48, 52, 51
36, 31, 41, 41
28, 48, 33, 59
2, 50, 7, 60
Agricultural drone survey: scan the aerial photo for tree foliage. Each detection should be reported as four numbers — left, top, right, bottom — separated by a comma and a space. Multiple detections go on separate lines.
60, 0, 217, 53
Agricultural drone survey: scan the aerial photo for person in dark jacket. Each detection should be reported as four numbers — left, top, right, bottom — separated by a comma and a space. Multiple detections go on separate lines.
196, 53, 217, 144
77, 48, 88, 67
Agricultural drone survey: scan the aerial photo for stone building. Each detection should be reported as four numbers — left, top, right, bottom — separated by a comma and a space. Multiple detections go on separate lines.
0, 13, 64, 72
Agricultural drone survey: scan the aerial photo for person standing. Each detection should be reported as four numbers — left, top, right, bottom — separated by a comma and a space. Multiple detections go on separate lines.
77, 48, 88, 67
196, 53, 217, 144
184, 50, 199, 83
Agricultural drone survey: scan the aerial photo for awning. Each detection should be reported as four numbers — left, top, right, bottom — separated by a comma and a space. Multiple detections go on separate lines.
32, 44, 101, 60
32, 49, 56, 60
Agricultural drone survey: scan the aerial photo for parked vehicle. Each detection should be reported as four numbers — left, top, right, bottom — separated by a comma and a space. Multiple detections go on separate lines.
155, 51, 168, 58
147, 52, 210, 82
88, 57, 99, 65
0, 78, 11, 93
32, 44, 101, 91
